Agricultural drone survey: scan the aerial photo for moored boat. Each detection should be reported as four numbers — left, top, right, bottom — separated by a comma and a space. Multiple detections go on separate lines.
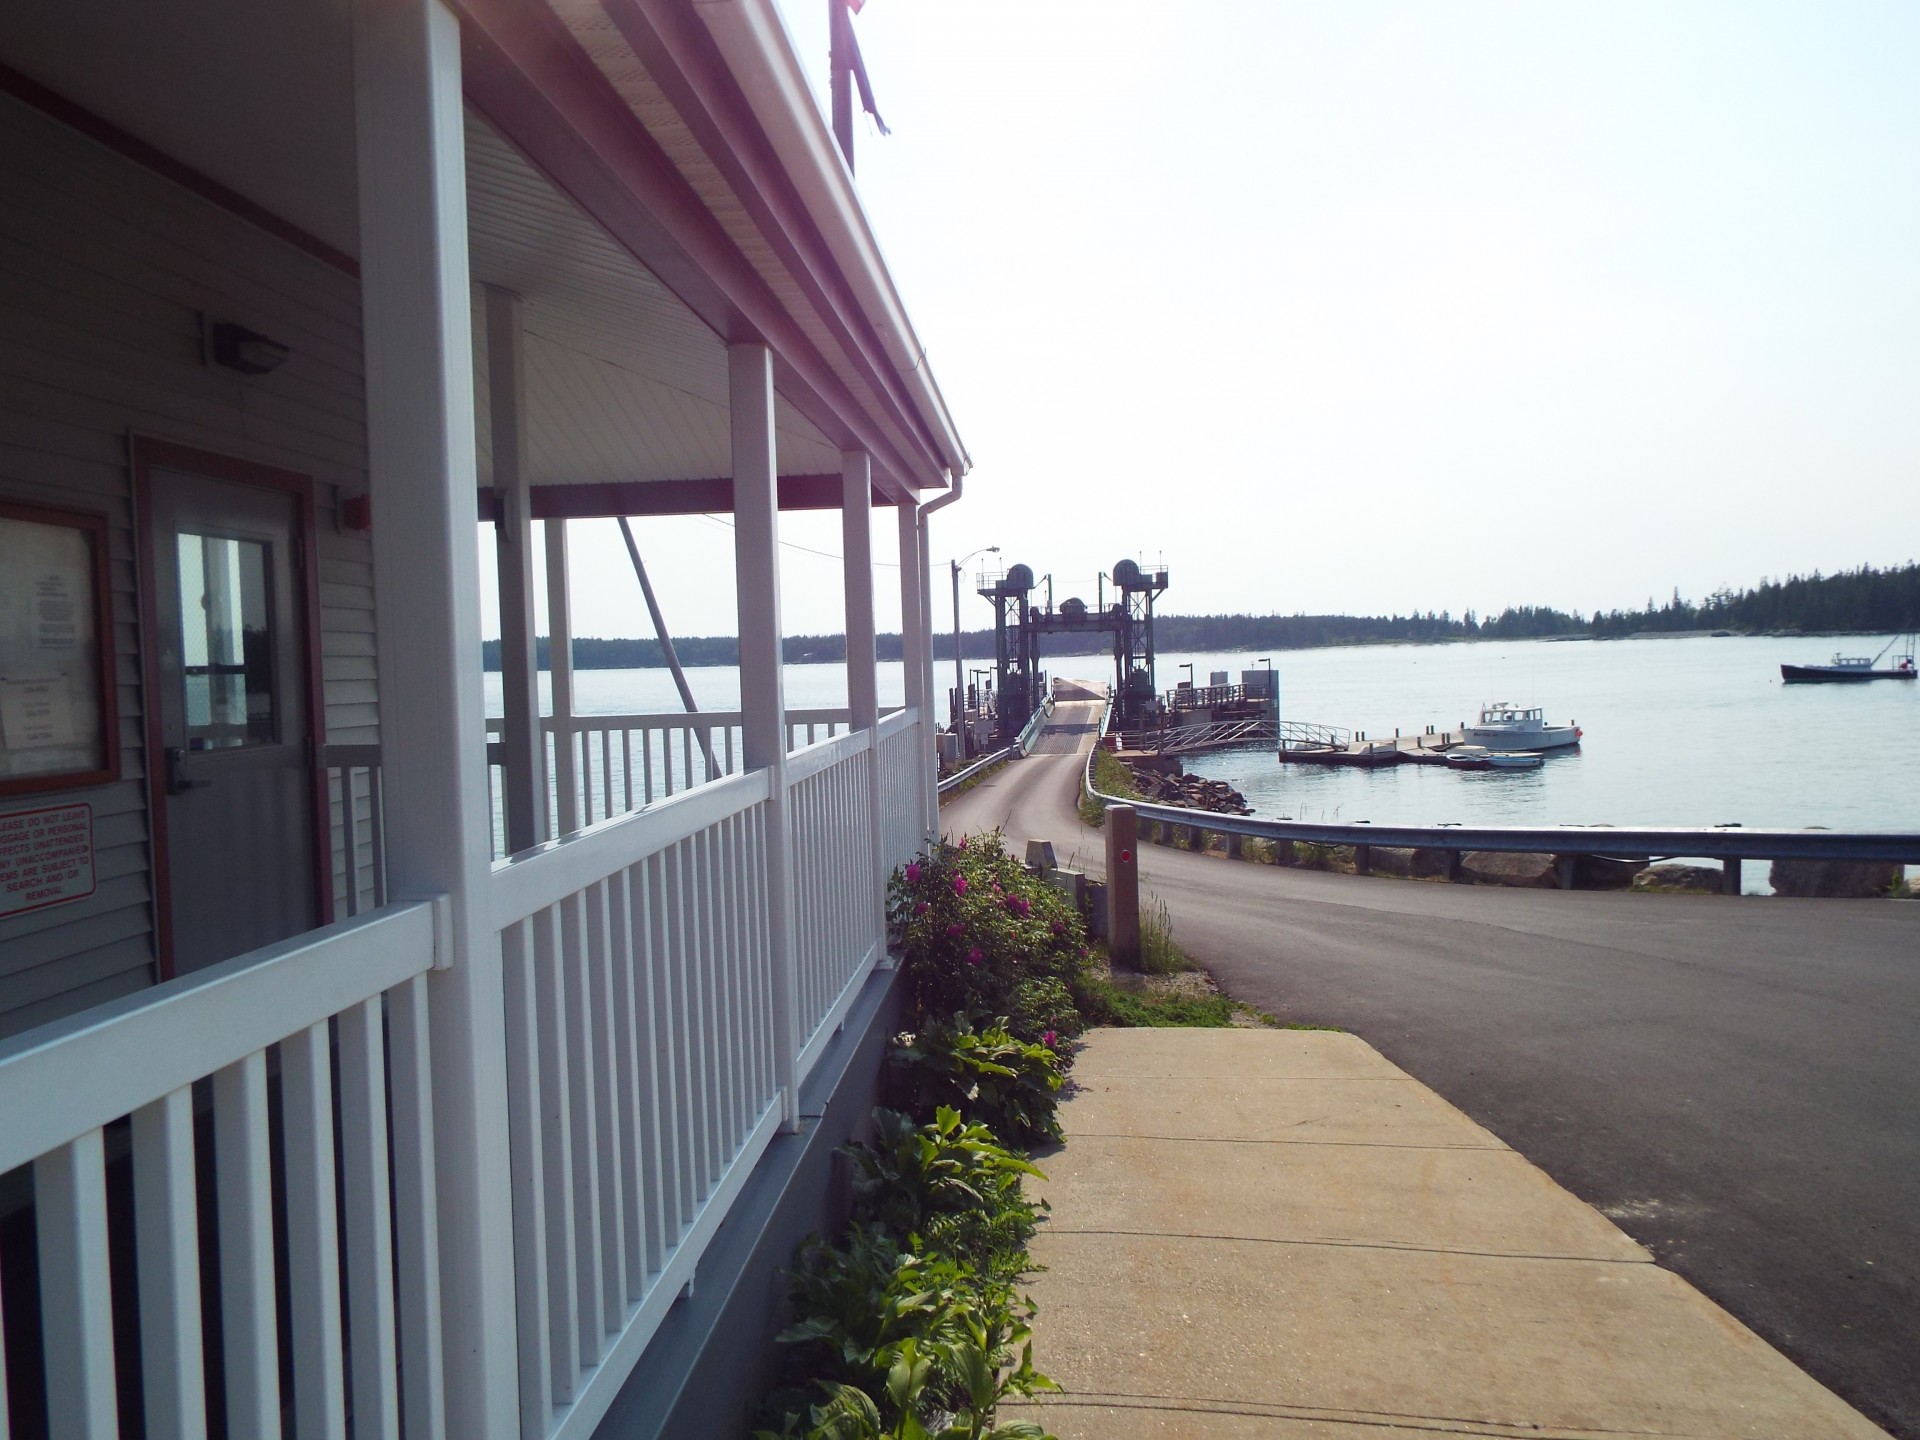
1463, 702, 1582, 751
1780, 634, 1916, 683
1446, 744, 1545, 772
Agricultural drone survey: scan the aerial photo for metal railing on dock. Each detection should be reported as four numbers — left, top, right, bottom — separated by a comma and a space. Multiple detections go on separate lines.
1085, 699, 1920, 890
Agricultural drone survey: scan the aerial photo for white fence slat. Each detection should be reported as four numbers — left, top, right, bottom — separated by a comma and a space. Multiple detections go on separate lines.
338, 996, 401, 1440
214, 1051, 281, 1438
533, 905, 581, 1401
386, 972, 446, 1440
605, 867, 646, 1299
633, 856, 672, 1268
0, 902, 436, 1175
560, 892, 606, 1364
34, 1129, 117, 1440
131, 1087, 208, 1440
283, 1020, 348, 1440
501, 921, 554, 1438
585, 881, 627, 1327
664, 845, 698, 1224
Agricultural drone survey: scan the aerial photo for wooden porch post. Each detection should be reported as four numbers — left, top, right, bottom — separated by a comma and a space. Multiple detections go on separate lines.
895, 503, 929, 845
487, 286, 545, 853
545, 520, 579, 835
841, 452, 887, 934
731, 343, 800, 1127
351, 0, 517, 1434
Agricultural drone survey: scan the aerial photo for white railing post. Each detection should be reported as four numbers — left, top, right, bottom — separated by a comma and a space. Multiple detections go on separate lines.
547, 519, 580, 837
842, 453, 887, 939
896, 502, 929, 847
489, 286, 546, 855
732, 342, 800, 1129
353, 0, 515, 1430
916, 511, 940, 839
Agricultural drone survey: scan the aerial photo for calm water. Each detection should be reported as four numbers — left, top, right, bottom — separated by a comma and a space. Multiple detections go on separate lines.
484, 636, 1917, 885
1163, 634, 1918, 835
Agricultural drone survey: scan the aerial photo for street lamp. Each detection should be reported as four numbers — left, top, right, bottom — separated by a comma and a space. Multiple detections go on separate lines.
951, 545, 1000, 757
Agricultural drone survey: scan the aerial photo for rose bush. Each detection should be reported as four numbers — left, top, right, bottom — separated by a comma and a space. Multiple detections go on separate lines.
886, 833, 1096, 1044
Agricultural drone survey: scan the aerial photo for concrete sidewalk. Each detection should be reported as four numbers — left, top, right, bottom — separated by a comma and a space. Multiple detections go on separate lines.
1010, 1028, 1887, 1439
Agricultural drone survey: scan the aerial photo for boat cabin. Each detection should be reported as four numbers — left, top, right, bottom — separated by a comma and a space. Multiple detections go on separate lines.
0, 1, 962, 1435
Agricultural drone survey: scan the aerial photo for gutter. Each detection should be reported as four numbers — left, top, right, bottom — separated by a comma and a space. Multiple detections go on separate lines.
692, 0, 972, 482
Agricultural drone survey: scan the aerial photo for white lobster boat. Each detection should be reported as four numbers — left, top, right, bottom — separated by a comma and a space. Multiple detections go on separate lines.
1464, 702, 1583, 751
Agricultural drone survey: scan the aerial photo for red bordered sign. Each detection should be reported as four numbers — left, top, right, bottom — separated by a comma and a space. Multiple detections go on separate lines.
0, 801, 95, 919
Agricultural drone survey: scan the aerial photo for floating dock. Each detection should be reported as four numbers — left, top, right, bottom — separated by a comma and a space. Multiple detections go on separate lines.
1280, 727, 1469, 768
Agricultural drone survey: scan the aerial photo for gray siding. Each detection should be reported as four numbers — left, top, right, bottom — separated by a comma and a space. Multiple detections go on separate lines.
0, 91, 377, 1038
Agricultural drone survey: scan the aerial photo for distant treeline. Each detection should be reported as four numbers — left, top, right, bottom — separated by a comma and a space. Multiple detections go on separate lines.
480, 562, 1920, 670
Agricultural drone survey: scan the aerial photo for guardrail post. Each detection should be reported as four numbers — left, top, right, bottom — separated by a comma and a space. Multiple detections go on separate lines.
733, 342, 801, 1129
1724, 856, 1743, 896
1107, 804, 1141, 968
1354, 844, 1371, 876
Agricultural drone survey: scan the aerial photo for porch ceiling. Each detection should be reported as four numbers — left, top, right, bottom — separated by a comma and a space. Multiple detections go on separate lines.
467, 111, 841, 491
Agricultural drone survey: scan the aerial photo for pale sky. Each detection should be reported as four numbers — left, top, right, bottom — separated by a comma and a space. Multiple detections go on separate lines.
488, 2, 1920, 644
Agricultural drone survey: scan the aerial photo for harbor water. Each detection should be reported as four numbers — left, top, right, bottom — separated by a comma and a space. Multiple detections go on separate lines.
484, 633, 1917, 887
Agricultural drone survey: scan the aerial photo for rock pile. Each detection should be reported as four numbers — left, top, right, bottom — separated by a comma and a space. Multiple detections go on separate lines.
1118, 760, 1253, 815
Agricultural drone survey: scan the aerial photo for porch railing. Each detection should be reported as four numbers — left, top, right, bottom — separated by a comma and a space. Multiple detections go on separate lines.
488, 771, 787, 1440
876, 707, 926, 870
0, 901, 446, 1439
483, 709, 862, 859
788, 729, 881, 1076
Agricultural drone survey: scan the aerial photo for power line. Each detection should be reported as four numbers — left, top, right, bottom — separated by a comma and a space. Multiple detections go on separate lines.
694, 513, 900, 566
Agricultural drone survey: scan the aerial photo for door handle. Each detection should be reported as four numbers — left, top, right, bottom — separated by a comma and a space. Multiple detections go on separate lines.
166, 747, 212, 795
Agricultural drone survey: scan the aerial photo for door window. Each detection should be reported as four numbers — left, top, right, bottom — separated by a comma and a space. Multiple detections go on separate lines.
176, 532, 275, 749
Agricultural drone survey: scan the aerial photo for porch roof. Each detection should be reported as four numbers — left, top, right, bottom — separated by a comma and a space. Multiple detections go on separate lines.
0, 0, 969, 504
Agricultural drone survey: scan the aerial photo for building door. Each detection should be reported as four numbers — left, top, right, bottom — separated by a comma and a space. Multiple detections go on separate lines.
144, 460, 319, 974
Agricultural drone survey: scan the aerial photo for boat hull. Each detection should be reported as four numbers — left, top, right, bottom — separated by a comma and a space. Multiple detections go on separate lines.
1780, 664, 1915, 683
1461, 726, 1581, 751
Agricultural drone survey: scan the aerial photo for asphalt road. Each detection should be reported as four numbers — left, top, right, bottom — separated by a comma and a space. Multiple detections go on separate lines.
944, 689, 1920, 1438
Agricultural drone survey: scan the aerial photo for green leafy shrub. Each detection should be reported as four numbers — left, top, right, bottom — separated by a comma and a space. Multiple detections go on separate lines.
890, 1015, 1066, 1150
888, 836, 1095, 1042
849, 1108, 1046, 1282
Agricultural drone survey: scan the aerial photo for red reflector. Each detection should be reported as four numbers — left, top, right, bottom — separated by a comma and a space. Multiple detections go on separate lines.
1119, 849, 1133, 863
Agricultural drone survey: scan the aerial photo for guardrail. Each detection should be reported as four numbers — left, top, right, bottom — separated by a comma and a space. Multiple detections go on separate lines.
1083, 698, 1920, 889
938, 694, 1056, 796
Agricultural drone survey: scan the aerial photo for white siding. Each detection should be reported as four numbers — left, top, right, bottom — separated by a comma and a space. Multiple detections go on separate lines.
0, 91, 378, 1037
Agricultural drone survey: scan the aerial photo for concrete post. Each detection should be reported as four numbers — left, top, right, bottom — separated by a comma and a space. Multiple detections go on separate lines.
732, 343, 800, 1127
486, 286, 544, 853
1106, 804, 1141, 969
544, 519, 578, 836
841, 452, 887, 938
351, 0, 516, 1431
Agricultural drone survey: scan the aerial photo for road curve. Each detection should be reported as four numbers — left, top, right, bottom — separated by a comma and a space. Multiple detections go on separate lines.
940, 685, 1920, 1439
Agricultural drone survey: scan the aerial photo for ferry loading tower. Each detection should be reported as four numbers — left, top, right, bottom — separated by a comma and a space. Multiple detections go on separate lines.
1111, 557, 1168, 728
979, 563, 1037, 743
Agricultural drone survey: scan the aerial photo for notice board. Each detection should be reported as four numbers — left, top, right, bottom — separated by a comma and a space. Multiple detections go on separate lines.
0, 801, 95, 919
0, 501, 118, 796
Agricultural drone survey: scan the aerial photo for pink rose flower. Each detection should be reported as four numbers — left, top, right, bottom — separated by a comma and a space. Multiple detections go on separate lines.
952, 875, 968, 896
1051, 919, 1066, 937
946, 922, 964, 938
966, 947, 983, 966
913, 900, 929, 917
1042, 1030, 1057, 1047
1005, 895, 1030, 918
905, 862, 922, 885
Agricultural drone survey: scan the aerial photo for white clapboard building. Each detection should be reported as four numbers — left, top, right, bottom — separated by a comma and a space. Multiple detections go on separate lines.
0, 1, 965, 1434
